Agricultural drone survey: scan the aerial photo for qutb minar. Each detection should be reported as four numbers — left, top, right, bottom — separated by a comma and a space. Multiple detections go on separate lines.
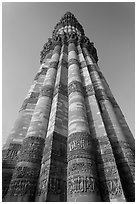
2, 12, 135, 202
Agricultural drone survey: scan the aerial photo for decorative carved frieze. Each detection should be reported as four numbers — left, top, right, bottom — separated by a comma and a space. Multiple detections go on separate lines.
67, 132, 94, 161
68, 137, 91, 152
99, 165, 119, 180
53, 36, 62, 46
40, 85, 54, 98
7, 178, 36, 198
81, 36, 91, 48
52, 12, 84, 39
12, 166, 39, 180
49, 61, 59, 69
61, 33, 68, 45
68, 81, 83, 95
67, 175, 98, 195
100, 178, 123, 200
68, 131, 90, 140
17, 136, 45, 164
68, 33, 78, 44
83, 84, 95, 97
40, 37, 62, 65
68, 58, 79, 66
96, 153, 116, 164
68, 160, 95, 176
80, 37, 98, 63
40, 38, 54, 64
2, 143, 22, 167
6, 137, 46, 199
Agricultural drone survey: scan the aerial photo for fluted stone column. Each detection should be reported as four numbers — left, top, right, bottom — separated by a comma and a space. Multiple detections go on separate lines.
98, 71, 135, 151
78, 44, 126, 201
35, 42, 68, 202
4, 41, 61, 202
83, 46, 135, 201
67, 38, 101, 202
2, 54, 52, 199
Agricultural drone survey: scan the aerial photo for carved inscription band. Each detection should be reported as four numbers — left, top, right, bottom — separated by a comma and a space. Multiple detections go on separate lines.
67, 175, 98, 195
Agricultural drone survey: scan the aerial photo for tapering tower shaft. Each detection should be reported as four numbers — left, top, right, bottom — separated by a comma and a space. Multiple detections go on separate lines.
3, 12, 135, 202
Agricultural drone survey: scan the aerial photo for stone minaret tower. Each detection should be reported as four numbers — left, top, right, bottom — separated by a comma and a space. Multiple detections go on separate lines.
2, 12, 135, 202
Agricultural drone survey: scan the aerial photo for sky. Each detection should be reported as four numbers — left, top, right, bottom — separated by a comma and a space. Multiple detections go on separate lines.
2, 2, 135, 145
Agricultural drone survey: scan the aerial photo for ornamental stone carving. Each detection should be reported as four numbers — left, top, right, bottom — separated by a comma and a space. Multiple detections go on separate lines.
68, 161, 95, 176
17, 136, 45, 164
12, 166, 39, 180
2, 143, 22, 167
68, 58, 79, 66
8, 179, 36, 197
67, 132, 94, 161
83, 84, 95, 97
106, 179, 123, 199
49, 61, 59, 69
52, 12, 85, 39
40, 85, 54, 98
40, 38, 53, 64
67, 175, 97, 195
68, 81, 83, 95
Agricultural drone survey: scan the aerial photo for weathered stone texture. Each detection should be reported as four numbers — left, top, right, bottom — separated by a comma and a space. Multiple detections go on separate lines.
78, 45, 126, 201
4, 44, 61, 202
35, 44, 68, 202
67, 42, 101, 202
3, 12, 134, 202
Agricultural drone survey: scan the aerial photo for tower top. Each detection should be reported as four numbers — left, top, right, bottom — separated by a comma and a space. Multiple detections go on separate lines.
62, 11, 75, 18
52, 11, 84, 38
40, 12, 99, 64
